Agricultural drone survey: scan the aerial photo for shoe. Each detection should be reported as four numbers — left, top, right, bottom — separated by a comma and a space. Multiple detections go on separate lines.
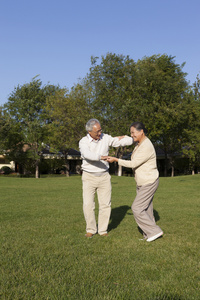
139, 233, 148, 241
100, 233, 108, 236
85, 232, 94, 238
147, 231, 163, 242
139, 237, 147, 241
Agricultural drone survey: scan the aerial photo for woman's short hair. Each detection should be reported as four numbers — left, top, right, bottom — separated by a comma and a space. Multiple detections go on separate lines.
130, 122, 148, 134
86, 119, 100, 132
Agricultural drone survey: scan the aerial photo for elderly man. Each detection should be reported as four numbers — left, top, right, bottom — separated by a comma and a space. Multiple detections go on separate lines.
79, 119, 133, 237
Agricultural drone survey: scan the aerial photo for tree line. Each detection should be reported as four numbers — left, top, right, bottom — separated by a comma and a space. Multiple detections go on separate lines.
0, 53, 200, 178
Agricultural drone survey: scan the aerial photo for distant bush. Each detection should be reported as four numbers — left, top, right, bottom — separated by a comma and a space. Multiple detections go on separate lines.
0, 166, 13, 175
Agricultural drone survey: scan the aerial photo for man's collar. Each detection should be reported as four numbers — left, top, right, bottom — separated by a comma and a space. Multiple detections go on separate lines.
87, 133, 103, 142
87, 133, 93, 142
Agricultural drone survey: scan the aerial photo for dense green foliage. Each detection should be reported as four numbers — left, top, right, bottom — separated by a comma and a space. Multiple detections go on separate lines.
84, 53, 200, 175
0, 175, 199, 299
1, 53, 200, 176
46, 84, 91, 152
182, 75, 200, 173
85, 54, 136, 135
2, 77, 60, 177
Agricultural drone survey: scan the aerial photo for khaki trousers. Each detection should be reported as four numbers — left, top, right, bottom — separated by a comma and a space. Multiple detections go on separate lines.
82, 171, 112, 235
132, 178, 162, 239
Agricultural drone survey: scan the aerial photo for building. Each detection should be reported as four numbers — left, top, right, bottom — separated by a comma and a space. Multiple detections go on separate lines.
0, 155, 15, 171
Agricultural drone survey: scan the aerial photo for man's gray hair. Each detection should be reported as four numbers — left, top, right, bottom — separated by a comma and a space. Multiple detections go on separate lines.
86, 119, 101, 132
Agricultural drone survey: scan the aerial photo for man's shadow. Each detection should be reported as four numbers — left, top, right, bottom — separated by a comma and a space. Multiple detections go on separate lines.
108, 206, 160, 233
108, 205, 131, 231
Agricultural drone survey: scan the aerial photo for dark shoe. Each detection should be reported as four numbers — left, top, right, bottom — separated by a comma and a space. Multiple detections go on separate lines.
85, 232, 94, 238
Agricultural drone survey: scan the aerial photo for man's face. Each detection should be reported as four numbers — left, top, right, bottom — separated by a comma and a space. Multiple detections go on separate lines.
89, 123, 102, 140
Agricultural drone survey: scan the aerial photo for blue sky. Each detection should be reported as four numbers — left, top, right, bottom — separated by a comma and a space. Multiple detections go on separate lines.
0, 0, 199, 106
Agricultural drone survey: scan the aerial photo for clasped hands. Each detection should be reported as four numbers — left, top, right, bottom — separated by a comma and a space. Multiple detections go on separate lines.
101, 156, 117, 163
100, 135, 124, 162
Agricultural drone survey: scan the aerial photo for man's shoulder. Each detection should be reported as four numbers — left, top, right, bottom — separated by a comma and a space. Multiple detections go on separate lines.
100, 133, 113, 142
79, 133, 111, 144
79, 135, 88, 144
101, 133, 110, 139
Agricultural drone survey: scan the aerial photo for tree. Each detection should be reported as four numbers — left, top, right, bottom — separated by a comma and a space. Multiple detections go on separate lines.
84, 53, 192, 176
125, 54, 190, 176
0, 107, 26, 172
46, 84, 91, 175
85, 53, 136, 136
4, 77, 59, 178
84, 53, 136, 175
182, 75, 200, 174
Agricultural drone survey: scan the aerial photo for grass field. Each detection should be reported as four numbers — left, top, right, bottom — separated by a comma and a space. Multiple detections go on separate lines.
0, 175, 199, 300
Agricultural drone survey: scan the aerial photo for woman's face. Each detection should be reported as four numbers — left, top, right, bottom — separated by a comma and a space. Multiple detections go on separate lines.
130, 126, 144, 143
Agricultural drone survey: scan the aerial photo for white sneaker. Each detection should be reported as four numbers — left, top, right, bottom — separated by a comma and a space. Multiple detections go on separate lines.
147, 231, 163, 242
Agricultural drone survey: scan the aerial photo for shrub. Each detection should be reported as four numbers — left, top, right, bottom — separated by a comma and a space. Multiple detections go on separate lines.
0, 166, 13, 175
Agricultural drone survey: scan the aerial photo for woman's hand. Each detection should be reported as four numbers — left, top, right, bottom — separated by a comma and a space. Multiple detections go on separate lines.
106, 156, 118, 163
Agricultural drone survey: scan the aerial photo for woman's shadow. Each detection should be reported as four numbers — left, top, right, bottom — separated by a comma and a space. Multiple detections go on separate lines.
108, 205, 131, 231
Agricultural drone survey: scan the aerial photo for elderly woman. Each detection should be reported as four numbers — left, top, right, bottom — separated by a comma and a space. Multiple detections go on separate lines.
107, 122, 163, 242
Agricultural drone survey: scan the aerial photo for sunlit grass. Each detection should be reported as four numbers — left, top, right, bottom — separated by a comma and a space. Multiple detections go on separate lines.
0, 175, 199, 299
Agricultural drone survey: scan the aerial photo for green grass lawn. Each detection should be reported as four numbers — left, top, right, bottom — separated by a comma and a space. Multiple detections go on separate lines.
0, 175, 199, 300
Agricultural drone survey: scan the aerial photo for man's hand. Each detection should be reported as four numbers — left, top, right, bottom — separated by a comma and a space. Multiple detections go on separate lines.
115, 135, 125, 141
101, 156, 108, 160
